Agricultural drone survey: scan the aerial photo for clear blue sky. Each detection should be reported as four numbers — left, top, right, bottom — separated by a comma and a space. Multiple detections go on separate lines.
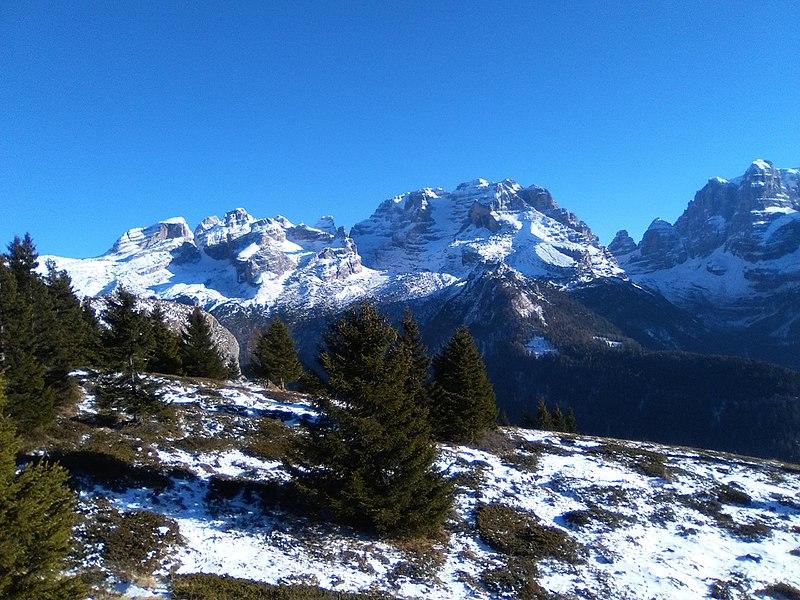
2, 1, 798, 257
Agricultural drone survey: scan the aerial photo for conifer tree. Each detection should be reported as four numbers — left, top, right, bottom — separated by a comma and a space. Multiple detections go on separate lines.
400, 309, 431, 409
100, 288, 159, 417
253, 318, 302, 388
564, 407, 578, 434
552, 405, 566, 432
147, 305, 182, 375
180, 307, 226, 380
0, 376, 85, 600
429, 327, 498, 442
294, 302, 452, 537
535, 399, 553, 431
226, 358, 241, 380
0, 263, 55, 433
44, 261, 95, 378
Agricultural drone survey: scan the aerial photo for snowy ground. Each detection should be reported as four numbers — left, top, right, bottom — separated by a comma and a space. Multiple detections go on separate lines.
54, 374, 800, 599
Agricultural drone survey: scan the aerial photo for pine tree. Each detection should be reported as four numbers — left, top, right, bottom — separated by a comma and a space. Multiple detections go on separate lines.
400, 309, 431, 409
535, 399, 553, 431
253, 318, 302, 388
147, 305, 182, 375
5, 233, 39, 283
0, 376, 85, 600
429, 327, 498, 442
294, 302, 452, 537
180, 307, 226, 380
226, 358, 241, 380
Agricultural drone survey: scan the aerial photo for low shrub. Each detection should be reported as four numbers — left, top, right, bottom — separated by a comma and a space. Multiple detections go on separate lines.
760, 582, 800, 600
476, 504, 579, 563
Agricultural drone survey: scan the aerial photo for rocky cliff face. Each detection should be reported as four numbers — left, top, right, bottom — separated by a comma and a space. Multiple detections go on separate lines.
609, 160, 800, 363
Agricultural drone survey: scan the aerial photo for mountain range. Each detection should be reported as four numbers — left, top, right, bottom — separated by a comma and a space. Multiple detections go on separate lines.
41, 159, 800, 460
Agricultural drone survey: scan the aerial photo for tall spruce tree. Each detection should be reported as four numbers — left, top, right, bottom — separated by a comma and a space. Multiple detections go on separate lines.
100, 288, 159, 417
430, 327, 498, 442
253, 318, 302, 388
294, 302, 452, 537
564, 407, 578, 434
147, 305, 182, 375
400, 309, 431, 409
180, 307, 226, 380
0, 376, 85, 599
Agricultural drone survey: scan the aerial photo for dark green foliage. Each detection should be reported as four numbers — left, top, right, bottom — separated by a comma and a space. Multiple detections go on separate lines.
43, 261, 98, 377
181, 308, 227, 380
0, 377, 84, 600
254, 319, 302, 388
171, 574, 385, 599
99, 288, 162, 417
147, 305, 183, 375
535, 400, 553, 431
0, 261, 56, 434
226, 358, 241, 380
475, 503, 579, 562
430, 328, 498, 442
294, 301, 452, 538
400, 309, 431, 409
496, 348, 800, 462
525, 400, 578, 434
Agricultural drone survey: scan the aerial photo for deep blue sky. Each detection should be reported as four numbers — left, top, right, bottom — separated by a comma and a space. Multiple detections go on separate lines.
2, 2, 798, 257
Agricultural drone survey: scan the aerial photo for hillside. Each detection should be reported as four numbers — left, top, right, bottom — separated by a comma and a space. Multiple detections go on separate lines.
32, 372, 800, 600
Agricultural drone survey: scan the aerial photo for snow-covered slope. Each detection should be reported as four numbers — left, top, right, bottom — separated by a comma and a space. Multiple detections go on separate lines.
48, 373, 800, 599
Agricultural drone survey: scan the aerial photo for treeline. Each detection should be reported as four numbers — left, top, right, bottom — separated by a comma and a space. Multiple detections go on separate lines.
0, 234, 239, 435
493, 347, 800, 462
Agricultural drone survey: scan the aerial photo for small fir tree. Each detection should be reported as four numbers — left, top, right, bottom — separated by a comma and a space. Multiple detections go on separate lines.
226, 358, 241, 380
564, 407, 578, 434
253, 318, 302, 388
429, 327, 498, 442
552, 405, 566, 432
294, 302, 452, 537
147, 305, 183, 375
180, 307, 226, 380
535, 399, 553, 431
400, 309, 431, 409
0, 376, 85, 600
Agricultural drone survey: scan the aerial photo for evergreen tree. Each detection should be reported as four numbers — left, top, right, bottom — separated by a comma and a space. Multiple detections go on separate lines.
44, 261, 95, 378
180, 308, 226, 380
0, 263, 55, 433
5, 233, 39, 283
100, 288, 159, 417
253, 318, 302, 388
0, 377, 84, 600
400, 309, 431, 409
226, 358, 241, 380
552, 405, 566, 432
564, 407, 578, 434
430, 327, 498, 442
147, 305, 182, 375
520, 407, 537, 429
535, 399, 553, 431
294, 302, 452, 537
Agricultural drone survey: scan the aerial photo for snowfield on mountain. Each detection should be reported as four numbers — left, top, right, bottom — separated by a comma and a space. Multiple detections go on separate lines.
41, 373, 800, 600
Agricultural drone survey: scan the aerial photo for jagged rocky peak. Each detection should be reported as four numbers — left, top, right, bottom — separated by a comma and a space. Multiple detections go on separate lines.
314, 215, 337, 235
110, 217, 193, 254
351, 177, 621, 284
633, 219, 686, 270
608, 230, 637, 257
